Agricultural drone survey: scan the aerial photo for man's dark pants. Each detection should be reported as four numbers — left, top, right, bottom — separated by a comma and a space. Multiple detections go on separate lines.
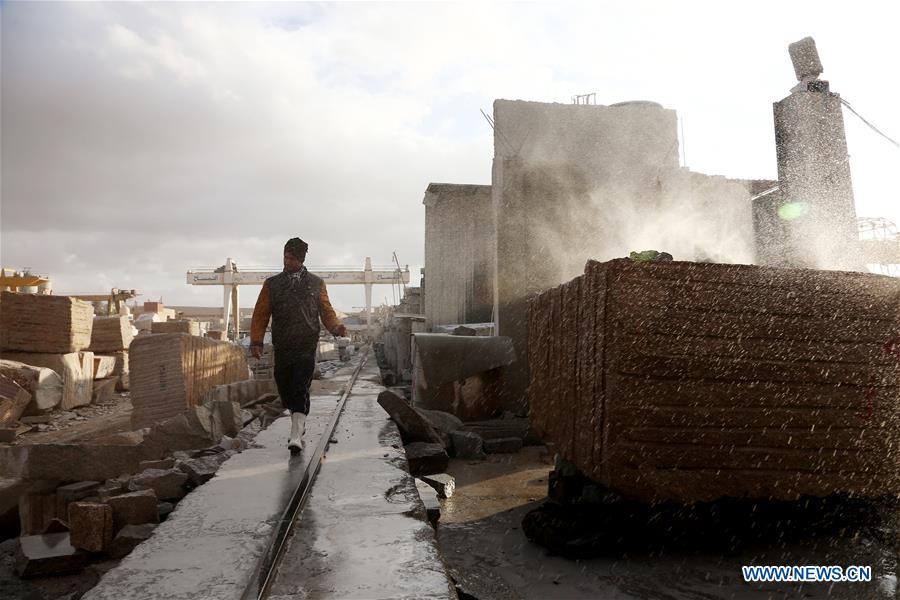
273, 348, 316, 415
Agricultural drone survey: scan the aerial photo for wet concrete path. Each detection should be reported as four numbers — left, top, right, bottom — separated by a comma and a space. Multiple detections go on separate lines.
266, 355, 455, 599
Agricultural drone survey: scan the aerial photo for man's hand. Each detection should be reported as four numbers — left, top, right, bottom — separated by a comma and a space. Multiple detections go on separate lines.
335, 324, 347, 338
251, 344, 263, 359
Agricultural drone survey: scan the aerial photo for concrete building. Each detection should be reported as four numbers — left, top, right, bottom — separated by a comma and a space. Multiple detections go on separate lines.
490, 99, 764, 412
763, 37, 859, 270
422, 183, 494, 330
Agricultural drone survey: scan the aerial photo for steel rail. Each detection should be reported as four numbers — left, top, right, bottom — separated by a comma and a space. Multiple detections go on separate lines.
240, 347, 370, 600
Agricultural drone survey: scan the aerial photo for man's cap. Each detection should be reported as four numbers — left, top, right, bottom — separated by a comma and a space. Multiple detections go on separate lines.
284, 238, 309, 259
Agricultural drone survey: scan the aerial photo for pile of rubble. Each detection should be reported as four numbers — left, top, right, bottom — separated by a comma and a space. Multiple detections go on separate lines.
376, 388, 539, 527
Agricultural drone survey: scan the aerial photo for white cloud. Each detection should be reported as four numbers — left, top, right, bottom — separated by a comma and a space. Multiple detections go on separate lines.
2, 1, 898, 310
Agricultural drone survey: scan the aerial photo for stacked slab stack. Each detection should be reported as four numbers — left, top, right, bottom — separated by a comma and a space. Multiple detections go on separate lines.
528, 259, 900, 503
130, 333, 249, 429
89, 316, 134, 391
0, 292, 96, 410
151, 320, 200, 336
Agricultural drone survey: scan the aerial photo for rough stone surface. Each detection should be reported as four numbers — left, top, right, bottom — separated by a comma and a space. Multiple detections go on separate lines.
405, 442, 449, 476
15, 532, 89, 578
107, 523, 157, 559
417, 409, 464, 435
377, 390, 444, 446
106, 489, 159, 532
419, 473, 455, 499
139, 458, 175, 471
156, 502, 174, 520
483, 436, 523, 454
128, 468, 188, 500
177, 455, 225, 487
449, 430, 484, 459
68, 502, 114, 552
43, 517, 70, 534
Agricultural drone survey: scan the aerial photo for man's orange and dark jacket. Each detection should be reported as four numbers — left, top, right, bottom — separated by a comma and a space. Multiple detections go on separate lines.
250, 267, 341, 354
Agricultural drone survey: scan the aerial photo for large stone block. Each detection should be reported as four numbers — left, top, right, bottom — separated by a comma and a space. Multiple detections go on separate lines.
0, 292, 93, 354
130, 334, 249, 429
68, 502, 113, 552
377, 390, 443, 446
0, 360, 63, 412
107, 489, 159, 532
89, 316, 134, 353
404, 442, 448, 476
55, 481, 101, 518
0, 442, 153, 481
0, 374, 31, 425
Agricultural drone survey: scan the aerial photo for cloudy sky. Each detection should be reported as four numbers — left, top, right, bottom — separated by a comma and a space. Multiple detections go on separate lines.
2, 1, 898, 311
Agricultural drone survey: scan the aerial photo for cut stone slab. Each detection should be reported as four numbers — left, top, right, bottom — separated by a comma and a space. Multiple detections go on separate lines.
405, 442, 449, 476
128, 468, 188, 500
449, 430, 485, 459
377, 390, 443, 446
483, 436, 523, 454
107, 489, 159, 532
463, 417, 533, 442
89, 316, 134, 353
93, 355, 117, 379
419, 473, 455, 499
56, 481, 101, 517
15, 532, 89, 578
0, 292, 94, 354
139, 458, 175, 471
416, 408, 464, 435
108, 523, 156, 559
68, 502, 114, 552
415, 479, 441, 528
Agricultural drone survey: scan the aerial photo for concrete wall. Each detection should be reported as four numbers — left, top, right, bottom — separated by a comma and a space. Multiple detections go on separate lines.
772, 87, 858, 270
423, 183, 494, 329
492, 99, 680, 411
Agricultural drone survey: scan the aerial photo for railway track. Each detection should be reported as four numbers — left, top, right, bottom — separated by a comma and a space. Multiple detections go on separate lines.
241, 347, 370, 600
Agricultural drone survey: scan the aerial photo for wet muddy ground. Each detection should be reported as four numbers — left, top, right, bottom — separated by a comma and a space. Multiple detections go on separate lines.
438, 447, 899, 600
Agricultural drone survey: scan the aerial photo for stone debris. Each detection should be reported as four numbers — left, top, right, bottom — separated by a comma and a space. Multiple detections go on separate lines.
107, 489, 159, 532
68, 502, 113, 552
15, 532, 89, 578
415, 479, 441, 528
128, 468, 188, 500
483, 436, 523, 455
177, 454, 227, 487
377, 390, 444, 446
419, 473, 455, 499
138, 458, 175, 471
156, 501, 174, 520
42, 517, 70, 534
417, 409, 464, 436
107, 523, 157, 559
449, 430, 485, 459
404, 442, 449, 476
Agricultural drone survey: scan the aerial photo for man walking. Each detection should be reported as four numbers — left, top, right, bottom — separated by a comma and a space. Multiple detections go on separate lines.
250, 238, 346, 453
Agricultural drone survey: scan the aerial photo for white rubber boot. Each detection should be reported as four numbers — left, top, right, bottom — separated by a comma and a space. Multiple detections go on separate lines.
288, 412, 306, 453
